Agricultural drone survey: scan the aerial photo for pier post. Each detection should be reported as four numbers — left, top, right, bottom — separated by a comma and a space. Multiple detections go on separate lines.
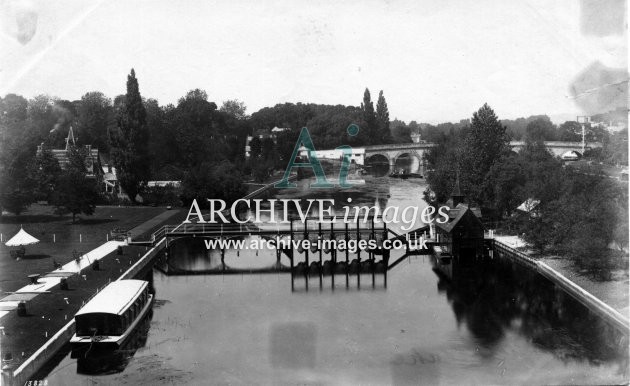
304, 219, 309, 291
356, 224, 360, 288
318, 223, 323, 290
290, 253, 294, 292
221, 248, 225, 272
371, 217, 376, 288
371, 247, 375, 289
345, 222, 349, 289
384, 249, 389, 288
331, 222, 335, 290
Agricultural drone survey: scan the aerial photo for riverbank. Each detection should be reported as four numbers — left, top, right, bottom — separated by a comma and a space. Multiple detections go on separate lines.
495, 235, 629, 316
0, 205, 181, 385
0, 205, 171, 294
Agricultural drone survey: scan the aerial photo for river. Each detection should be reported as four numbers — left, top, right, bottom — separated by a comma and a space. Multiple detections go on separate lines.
40, 177, 628, 385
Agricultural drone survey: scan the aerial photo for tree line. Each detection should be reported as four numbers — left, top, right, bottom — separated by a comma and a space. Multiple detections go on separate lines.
424, 103, 628, 278
0, 73, 399, 215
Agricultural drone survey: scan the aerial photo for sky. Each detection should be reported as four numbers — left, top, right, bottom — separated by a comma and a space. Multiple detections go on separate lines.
0, 0, 627, 123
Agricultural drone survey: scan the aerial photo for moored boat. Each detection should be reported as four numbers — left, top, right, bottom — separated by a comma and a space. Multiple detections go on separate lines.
70, 280, 153, 349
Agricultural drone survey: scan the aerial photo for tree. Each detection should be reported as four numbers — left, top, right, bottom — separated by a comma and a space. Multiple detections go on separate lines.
483, 154, 525, 218
557, 121, 582, 142
458, 103, 511, 205
261, 137, 275, 160
524, 117, 556, 141
0, 130, 37, 215
220, 99, 248, 120
375, 90, 391, 143
51, 146, 99, 222
109, 69, 151, 202
172, 89, 222, 167
423, 131, 462, 204
181, 161, 247, 208
361, 88, 378, 144
274, 129, 299, 167
30, 146, 62, 202
249, 136, 262, 159
390, 119, 412, 143
75, 92, 113, 152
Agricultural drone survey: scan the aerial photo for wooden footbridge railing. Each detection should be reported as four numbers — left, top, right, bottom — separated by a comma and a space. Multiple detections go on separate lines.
149, 216, 390, 245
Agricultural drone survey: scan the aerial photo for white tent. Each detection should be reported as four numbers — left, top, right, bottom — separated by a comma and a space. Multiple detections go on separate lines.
5, 227, 39, 247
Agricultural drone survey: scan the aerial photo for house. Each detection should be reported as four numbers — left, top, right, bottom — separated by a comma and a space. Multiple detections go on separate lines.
101, 160, 122, 196
36, 126, 103, 179
271, 126, 290, 133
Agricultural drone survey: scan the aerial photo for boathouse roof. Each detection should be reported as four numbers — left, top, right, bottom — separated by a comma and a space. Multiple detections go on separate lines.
76, 280, 147, 316
437, 203, 483, 233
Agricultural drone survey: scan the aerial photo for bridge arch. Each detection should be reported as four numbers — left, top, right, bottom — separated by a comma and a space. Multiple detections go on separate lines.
365, 153, 391, 177
393, 150, 423, 175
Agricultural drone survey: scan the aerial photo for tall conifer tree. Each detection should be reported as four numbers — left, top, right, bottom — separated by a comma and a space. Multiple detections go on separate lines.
376, 90, 391, 143
110, 69, 150, 202
361, 88, 378, 143
459, 103, 510, 204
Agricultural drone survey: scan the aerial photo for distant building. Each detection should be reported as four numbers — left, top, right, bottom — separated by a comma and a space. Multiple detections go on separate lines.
100, 155, 123, 196
560, 150, 580, 161
516, 198, 540, 215
245, 127, 293, 159
591, 120, 627, 133
146, 181, 181, 188
297, 146, 365, 165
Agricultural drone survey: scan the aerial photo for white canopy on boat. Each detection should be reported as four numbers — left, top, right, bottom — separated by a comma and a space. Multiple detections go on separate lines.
5, 227, 39, 247
76, 280, 148, 316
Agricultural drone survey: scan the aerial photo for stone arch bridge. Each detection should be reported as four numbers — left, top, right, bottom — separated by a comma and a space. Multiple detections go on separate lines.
361, 141, 602, 176
363, 143, 435, 176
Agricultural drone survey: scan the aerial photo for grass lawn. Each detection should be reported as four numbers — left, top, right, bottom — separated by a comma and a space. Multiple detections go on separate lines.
0, 204, 170, 294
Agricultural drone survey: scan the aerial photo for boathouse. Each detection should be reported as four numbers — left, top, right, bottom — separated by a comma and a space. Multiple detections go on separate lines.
435, 178, 485, 259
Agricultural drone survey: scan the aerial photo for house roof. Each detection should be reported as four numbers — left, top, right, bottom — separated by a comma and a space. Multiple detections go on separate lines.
516, 198, 540, 213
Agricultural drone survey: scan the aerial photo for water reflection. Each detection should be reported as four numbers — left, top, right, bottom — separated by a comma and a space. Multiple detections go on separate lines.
160, 236, 286, 274
70, 308, 154, 375
433, 256, 629, 370
39, 178, 629, 384
247, 177, 394, 223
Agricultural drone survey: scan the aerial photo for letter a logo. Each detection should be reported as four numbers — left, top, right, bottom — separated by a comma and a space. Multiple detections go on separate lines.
275, 127, 333, 189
